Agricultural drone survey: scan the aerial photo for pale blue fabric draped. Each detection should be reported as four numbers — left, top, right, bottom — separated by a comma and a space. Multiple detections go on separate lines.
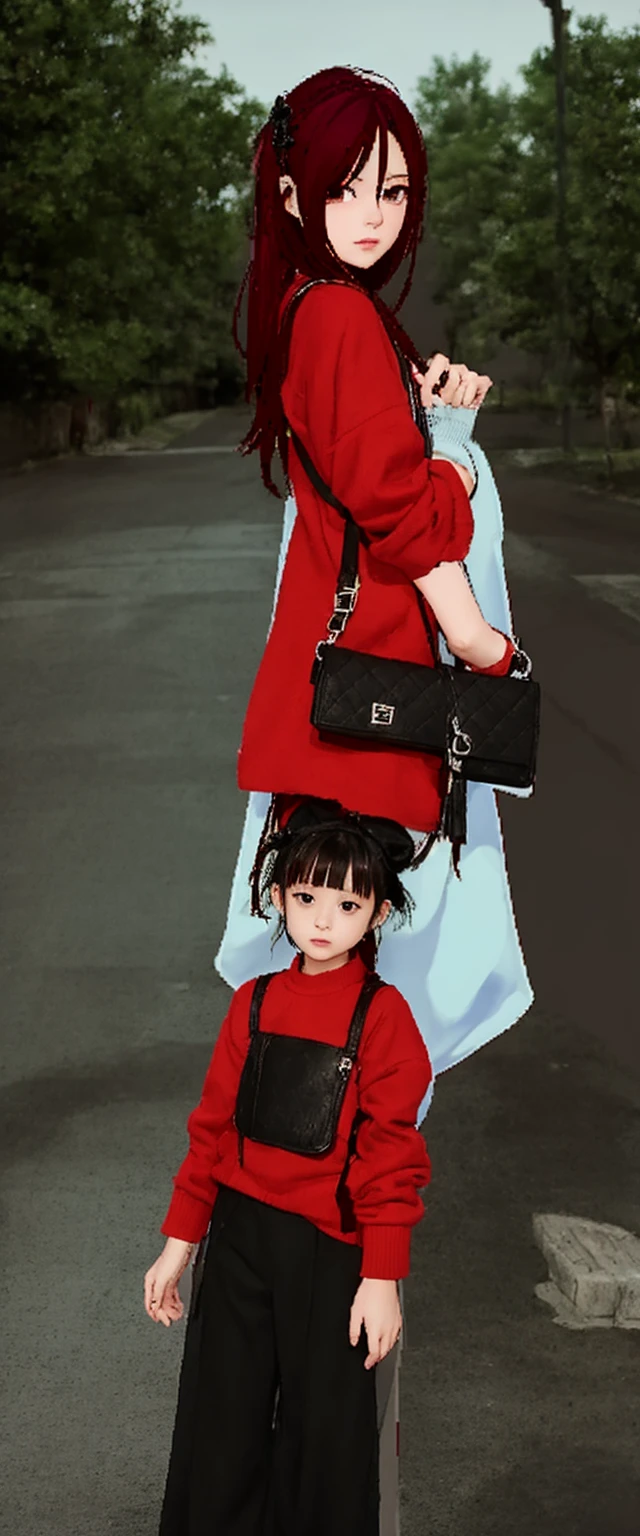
215, 405, 534, 1122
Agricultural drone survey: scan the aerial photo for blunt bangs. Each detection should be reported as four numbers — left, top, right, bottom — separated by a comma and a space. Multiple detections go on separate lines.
285, 828, 379, 901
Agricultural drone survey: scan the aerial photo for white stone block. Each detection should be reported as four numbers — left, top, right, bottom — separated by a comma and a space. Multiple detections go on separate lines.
532, 1214, 640, 1327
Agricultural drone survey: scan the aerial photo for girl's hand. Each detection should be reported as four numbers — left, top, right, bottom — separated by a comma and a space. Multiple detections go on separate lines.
144, 1237, 196, 1328
411, 354, 493, 411
349, 1277, 402, 1370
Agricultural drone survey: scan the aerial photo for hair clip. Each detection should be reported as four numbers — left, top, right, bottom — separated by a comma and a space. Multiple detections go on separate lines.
269, 94, 295, 166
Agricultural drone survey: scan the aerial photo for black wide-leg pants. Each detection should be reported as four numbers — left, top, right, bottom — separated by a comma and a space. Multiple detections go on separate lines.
158, 1185, 380, 1536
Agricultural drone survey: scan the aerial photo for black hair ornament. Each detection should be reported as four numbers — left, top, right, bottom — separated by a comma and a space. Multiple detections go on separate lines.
248, 795, 416, 918
269, 94, 295, 169
284, 799, 416, 875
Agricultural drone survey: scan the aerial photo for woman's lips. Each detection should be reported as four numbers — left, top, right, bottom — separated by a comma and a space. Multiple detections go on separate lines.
356, 239, 379, 247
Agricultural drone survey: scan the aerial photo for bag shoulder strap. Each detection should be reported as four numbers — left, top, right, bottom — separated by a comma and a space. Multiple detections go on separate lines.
279, 279, 440, 665
343, 973, 386, 1060
249, 972, 277, 1038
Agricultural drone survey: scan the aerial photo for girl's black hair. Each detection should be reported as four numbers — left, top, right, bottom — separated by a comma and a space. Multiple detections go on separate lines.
251, 808, 415, 953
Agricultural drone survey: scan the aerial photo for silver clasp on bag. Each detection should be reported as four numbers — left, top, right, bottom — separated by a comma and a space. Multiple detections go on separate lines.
447, 714, 473, 773
338, 1056, 353, 1077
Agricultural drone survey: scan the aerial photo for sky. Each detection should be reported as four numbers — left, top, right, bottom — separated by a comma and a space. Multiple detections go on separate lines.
192, 0, 640, 110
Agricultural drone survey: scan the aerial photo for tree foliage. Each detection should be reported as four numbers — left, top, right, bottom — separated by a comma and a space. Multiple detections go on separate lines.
413, 54, 517, 359
0, 0, 265, 403
414, 17, 640, 399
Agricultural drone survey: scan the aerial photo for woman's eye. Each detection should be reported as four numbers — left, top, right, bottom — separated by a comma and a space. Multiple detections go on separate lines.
327, 184, 356, 202
384, 185, 408, 203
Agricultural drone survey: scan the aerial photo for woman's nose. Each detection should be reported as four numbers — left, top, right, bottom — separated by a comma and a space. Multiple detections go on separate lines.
365, 199, 384, 229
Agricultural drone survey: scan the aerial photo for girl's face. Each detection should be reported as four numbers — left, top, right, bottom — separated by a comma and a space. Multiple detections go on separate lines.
280, 127, 409, 272
271, 866, 391, 974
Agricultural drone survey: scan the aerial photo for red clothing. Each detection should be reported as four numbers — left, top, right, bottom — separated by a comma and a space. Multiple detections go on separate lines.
161, 952, 432, 1280
237, 276, 476, 833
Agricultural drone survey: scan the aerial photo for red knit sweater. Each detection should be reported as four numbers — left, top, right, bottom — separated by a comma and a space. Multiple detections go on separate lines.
237, 277, 477, 832
161, 952, 433, 1280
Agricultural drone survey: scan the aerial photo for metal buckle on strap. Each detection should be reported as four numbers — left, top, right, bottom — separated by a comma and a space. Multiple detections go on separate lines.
326, 579, 360, 639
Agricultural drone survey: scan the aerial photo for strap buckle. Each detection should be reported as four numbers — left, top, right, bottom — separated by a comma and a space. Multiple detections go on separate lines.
326, 578, 360, 639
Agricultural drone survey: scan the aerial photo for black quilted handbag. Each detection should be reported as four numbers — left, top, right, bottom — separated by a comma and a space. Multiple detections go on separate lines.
234, 970, 384, 1160
279, 278, 541, 867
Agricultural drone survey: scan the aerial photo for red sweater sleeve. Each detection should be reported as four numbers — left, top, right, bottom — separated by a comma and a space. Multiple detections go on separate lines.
345, 987, 433, 1281
285, 284, 474, 580
160, 983, 252, 1243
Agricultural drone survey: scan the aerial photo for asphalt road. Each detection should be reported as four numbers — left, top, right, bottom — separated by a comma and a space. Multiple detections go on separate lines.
1, 409, 639, 1536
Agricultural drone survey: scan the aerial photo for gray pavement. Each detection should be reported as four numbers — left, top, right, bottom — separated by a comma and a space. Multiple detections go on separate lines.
1, 410, 639, 1535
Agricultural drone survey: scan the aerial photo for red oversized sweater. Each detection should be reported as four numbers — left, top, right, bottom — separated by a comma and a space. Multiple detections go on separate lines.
161, 951, 433, 1280
237, 276, 477, 833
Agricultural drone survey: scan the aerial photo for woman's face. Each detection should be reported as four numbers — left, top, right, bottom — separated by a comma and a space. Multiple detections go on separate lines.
280, 126, 409, 271
325, 128, 409, 269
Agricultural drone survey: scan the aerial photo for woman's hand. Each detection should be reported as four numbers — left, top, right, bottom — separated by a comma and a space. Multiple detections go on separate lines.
144, 1236, 196, 1327
349, 1277, 402, 1370
411, 354, 493, 411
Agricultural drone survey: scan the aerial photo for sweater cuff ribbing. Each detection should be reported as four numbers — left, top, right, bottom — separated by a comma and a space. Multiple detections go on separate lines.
361, 1224, 413, 1280
160, 1187, 216, 1244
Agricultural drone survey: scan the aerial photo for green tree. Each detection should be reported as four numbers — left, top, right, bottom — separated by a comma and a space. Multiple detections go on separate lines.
413, 55, 518, 360
466, 18, 640, 415
0, 0, 264, 406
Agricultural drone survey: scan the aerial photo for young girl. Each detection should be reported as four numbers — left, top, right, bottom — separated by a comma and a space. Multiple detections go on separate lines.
146, 808, 432, 1536
217, 65, 533, 1110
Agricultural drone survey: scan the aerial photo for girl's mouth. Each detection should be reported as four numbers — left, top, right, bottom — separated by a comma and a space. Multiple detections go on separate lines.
355, 239, 379, 248
311, 938, 331, 946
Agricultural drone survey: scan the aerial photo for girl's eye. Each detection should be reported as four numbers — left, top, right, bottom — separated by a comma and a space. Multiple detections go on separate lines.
340, 901, 360, 913
384, 185, 408, 203
293, 891, 314, 905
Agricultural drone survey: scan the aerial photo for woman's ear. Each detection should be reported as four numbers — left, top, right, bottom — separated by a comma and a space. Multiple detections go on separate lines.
271, 883, 285, 914
279, 175, 302, 223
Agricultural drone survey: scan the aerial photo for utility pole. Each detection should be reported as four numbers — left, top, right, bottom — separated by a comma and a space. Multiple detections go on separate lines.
539, 1, 572, 452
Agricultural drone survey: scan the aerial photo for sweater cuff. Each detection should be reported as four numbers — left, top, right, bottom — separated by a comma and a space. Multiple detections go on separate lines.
425, 402, 479, 450
361, 1224, 413, 1281
427, 405, 480, 499
160, 1187, 217, 1244
467, 634, 515, 677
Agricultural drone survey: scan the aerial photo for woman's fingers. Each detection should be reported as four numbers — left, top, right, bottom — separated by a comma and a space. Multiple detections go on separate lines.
413, 358, 494, 412
472, 374, 493, 406
419, 353, 452, 407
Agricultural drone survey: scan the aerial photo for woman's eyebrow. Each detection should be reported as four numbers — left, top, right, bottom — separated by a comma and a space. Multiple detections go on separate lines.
350, 172, 409, 183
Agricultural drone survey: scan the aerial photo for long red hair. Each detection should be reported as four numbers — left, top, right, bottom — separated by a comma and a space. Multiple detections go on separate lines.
232, 66, 430, 498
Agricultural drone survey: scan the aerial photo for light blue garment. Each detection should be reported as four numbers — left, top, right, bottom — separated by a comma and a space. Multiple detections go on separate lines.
215, 405, 534, 1121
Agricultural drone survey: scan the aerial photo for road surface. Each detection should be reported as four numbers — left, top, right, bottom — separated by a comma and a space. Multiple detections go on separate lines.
1, 408, 639, 1536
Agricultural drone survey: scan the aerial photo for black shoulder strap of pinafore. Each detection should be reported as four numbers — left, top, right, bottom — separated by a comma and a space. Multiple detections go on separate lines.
277, 277, 441, 666
249, 972, 276, 1036
343, 971, 386, 1058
